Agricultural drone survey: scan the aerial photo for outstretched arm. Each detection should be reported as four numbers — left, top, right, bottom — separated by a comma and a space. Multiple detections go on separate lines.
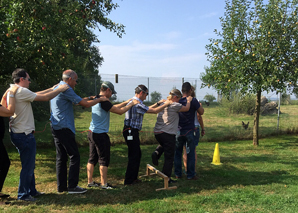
110, 99, 139, 115
34, 84, 69, 101
147, 100, 172, 114
148, 99, 166, 108
79, 96, 110, 108
114, 98, 132, 108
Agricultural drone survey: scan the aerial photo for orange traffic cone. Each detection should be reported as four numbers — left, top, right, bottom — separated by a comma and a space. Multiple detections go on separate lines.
211, 143, 222, 165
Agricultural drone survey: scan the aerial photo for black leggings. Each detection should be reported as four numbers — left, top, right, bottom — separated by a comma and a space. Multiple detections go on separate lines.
0, 140, 10, 192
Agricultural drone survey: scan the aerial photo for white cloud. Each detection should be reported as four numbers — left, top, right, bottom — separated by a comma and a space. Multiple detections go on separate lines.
97, 41, 207, 78
159, 54, 205, 64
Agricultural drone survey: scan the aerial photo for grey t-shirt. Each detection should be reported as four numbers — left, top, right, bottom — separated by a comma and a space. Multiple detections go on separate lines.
154, 102, 183, 135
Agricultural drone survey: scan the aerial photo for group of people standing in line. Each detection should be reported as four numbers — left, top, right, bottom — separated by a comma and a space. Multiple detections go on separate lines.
0, 68, 204, 203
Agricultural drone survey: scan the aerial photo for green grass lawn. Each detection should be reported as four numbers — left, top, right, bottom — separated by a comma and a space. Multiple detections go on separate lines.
1, 135, 298, 212
1, 104, 298, 212
14, 103, 298, 146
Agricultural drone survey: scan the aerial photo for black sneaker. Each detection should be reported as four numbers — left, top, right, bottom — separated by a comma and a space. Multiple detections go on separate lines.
33, 191, 45, 197
101, 183, 115, 189
68, 186, 87, 194
151, 151, 159, 166
87, 181, 100, 187
168, 178, 177, 184
0, 193, 10, 198
20, 195, 37, 202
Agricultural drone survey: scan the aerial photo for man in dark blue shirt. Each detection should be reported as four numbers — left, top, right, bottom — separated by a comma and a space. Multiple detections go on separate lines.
174, 82, 204, 180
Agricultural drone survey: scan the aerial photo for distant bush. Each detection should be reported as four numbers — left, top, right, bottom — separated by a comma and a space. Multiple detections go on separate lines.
221, 92, 256, 115
204, 93, 216, 102
150, 91, 162, 103
281, 93, 290, 105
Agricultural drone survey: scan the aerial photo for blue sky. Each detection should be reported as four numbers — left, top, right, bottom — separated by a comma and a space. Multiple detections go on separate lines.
93, 0, 284, 101
95, 0, 226, 79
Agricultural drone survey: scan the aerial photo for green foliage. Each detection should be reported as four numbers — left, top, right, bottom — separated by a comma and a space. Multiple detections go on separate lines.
204, 93, 216, 102
281, 92, 291, 105
221, 92, 256, 115
201, 0, 298, 95
0, 0, 124, 119
0, 0, 124, 92
150, 91, 162, 103
201, 0, 298, 145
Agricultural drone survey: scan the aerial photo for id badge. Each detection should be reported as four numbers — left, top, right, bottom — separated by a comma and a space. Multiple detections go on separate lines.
127, 136, 133, 140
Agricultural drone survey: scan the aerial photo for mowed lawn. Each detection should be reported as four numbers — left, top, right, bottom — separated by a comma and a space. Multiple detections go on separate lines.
1, 104, 298, 212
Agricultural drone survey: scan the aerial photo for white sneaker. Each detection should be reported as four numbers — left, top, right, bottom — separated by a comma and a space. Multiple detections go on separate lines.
101, 183, 115, 189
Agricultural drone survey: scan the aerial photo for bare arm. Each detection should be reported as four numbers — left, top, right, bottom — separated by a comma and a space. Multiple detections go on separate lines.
35, 87, 53, 95
179, 96, 193, 112
147, 100, 172, 114
82, 96, 96, 101
197, 102, 204, 115
197, 113, 205, 136
0, 85, 18, 117
110, 99, 139, 115
34, 84, 69, 101
148, 99, 166, 108
114, 98, 132, 108
79, 96, 110, 108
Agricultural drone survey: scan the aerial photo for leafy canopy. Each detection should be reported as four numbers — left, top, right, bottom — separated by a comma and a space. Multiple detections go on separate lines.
0, 0, 125, 94
201, 0, 298, 95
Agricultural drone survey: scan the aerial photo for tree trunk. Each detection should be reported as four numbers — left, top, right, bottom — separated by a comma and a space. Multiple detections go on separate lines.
253, 89, 261, 146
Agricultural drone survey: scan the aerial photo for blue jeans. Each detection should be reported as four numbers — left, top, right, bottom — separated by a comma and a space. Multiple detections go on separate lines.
174, 129, 196, 179
194, 126, 200, 147
10, 132, 37, 200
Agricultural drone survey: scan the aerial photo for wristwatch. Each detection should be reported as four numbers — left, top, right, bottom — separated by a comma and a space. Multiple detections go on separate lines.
9, 94, 15, 98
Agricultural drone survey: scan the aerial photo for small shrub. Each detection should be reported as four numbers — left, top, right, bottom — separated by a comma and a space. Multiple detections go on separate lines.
281, 93, 290, 105
221, 92, 256, 115
150, 91, 162, 103
204, 93, 216, 102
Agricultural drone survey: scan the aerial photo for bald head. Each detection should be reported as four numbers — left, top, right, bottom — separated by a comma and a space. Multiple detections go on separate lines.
62, 69, 78, 89
62, 69, 77, 81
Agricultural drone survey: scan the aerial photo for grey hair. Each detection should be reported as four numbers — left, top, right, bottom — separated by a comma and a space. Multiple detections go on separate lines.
62, 70, 76, 80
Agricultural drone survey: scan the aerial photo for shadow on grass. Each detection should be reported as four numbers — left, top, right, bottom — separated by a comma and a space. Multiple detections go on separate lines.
6, 135, 298, 208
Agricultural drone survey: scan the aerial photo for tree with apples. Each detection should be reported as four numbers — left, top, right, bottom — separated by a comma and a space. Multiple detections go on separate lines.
201, 0, 298, 145
0, 0, 125, 119
0, 0, 124, 96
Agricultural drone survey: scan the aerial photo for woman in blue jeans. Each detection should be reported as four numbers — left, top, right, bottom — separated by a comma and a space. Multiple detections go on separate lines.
151, 89, 192, 183
0, 86, 18, 199
183, 88, 205, 174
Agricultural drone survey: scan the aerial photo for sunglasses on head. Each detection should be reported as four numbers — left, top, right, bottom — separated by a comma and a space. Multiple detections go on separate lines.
138, 87, 148, 95
170, 92, 181, 98
23, 77, 31, 82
